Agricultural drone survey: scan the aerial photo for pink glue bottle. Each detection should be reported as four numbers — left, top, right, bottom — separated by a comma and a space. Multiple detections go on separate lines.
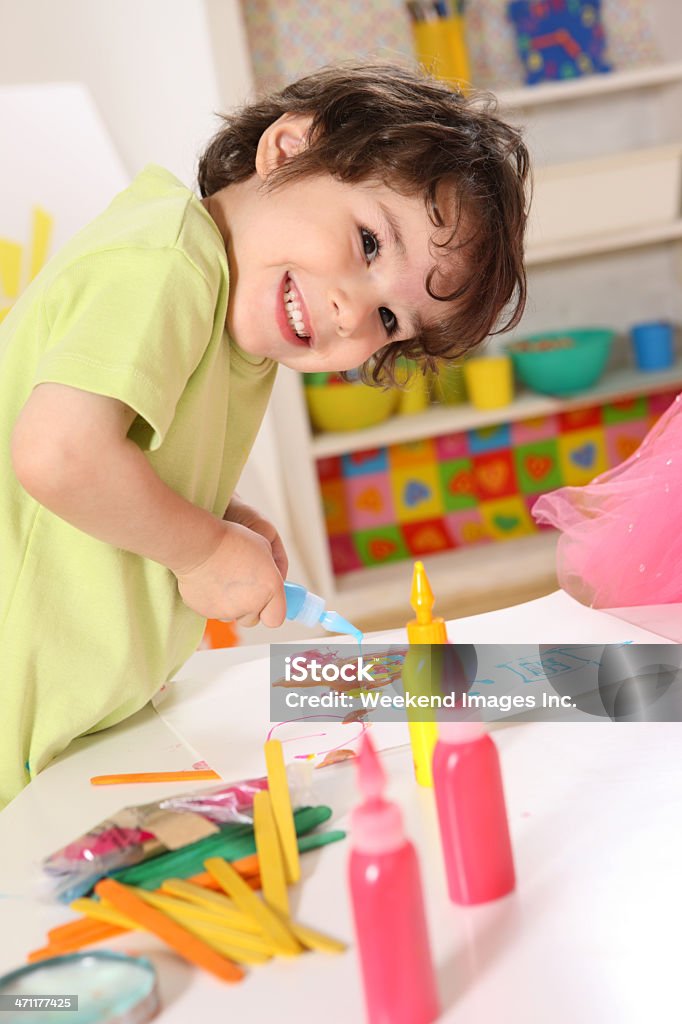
348, 732, 439, 1024
433, 722, 516, 905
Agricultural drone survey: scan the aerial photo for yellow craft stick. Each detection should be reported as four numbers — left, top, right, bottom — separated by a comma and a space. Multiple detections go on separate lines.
0, 240, 22, 298
253, 790, 289, 917
28, 207, 52, 282
264, 739, 300, 884
73, 891, 259, 945
70, 898, 138, 932
72, 893, 345, 957
163, 918, 271, 966
95, 879, 244, 984
289, 921, 348, 955
181, 931, 270, 966
160, 879, 262, 934
204, 857, 301, 957
135, 890, 275, 956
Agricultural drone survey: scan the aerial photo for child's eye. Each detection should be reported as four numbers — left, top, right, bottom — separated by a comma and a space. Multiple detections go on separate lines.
359, 227, 397, 336
360, 226, 381, 262
379, 307, 398, 336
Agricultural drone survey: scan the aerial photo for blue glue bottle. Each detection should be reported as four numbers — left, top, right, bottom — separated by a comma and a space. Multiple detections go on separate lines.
284, 581, 363, 644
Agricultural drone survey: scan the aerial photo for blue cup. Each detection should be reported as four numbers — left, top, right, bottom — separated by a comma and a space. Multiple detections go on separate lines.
630, 321, 675, 371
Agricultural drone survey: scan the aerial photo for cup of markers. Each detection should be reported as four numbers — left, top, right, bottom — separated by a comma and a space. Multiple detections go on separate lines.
407, 1, 471, 90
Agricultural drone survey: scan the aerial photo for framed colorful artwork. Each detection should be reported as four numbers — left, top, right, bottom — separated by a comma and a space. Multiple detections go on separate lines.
507, 0, 612, 85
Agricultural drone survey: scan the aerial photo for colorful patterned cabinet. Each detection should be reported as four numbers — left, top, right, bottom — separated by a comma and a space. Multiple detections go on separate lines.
317, 389, 678, 576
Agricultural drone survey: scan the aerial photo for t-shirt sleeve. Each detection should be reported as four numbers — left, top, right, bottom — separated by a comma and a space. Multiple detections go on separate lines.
35, 246, 220, 450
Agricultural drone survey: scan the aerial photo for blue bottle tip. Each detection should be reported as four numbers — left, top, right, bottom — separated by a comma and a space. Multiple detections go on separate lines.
320, 610, 363, 646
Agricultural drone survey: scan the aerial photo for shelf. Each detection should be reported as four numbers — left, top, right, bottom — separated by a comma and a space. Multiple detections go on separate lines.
331, 531, 559, 625
526, 218, 682, 266
495, 61, 682, 109
309, 364, 682, 459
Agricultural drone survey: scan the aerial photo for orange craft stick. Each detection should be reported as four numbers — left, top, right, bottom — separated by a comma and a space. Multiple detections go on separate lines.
27, 922, 126, 962
90, 770, 221, 785
95, 879, 244, 984
187, 872, 261, 892
47, 916, 121, 944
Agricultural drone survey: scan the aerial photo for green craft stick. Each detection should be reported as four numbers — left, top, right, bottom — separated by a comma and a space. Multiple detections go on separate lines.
298, 830, 346, 853
109, 806, 334, 892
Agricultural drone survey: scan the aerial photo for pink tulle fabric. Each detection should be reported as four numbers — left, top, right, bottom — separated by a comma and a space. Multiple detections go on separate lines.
532, 393, 682, 611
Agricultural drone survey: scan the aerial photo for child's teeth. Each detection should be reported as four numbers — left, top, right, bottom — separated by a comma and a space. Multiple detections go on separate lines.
284, 275, 309, 337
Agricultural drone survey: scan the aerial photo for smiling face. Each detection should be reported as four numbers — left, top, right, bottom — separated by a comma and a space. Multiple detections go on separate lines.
203, 114, 457, 373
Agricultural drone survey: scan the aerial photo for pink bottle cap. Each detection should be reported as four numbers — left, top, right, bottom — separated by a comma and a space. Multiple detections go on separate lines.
438, 721, 487, 744
351, 733, 405, 855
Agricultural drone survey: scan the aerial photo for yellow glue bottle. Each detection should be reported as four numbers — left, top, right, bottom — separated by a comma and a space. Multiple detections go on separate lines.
402, 561, 448, 788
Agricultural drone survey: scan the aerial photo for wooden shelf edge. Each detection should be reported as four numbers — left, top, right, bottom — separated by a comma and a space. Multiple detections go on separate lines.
309, 365, 682, 459
495, 61, 682, 110
526, 219, 682, 266
330, 532, 560, 625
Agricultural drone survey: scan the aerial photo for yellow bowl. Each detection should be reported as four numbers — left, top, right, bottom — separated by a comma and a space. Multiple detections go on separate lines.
305, 381, 399, 432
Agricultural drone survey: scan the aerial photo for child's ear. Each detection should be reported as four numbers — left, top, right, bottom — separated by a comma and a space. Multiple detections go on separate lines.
255, 113, 314, 179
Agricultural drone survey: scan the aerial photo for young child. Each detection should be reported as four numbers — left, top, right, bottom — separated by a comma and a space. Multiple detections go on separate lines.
0, 62, 529, 807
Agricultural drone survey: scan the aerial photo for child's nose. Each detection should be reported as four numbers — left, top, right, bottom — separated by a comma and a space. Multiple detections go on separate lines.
330, 285, 376, 338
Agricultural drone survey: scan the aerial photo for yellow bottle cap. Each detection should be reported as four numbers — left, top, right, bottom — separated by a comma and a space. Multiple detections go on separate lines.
406, 561, 448, 644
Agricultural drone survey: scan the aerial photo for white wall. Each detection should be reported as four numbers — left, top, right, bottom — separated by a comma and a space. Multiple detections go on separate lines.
0, 0, 254, 185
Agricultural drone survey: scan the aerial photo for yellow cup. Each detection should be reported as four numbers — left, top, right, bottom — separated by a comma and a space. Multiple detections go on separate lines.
430, 361, 467, 405
411, 16, 471, 90
396, 361, 429, 415
463, 355, 514, 410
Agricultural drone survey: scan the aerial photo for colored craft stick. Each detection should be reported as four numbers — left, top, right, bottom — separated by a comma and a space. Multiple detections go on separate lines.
0, 240, 22, 298
27, 922, 125, 962
204, 858, 301, 957
160, 879, 262, 934
90, 769, 221, 785
290, 921, 347, 955
253, 790, 289, 917
111, 805, 332, 891
69, 892, 346, 959
298, 830, 346, 853
189, 852, 260, 888
177, 930, 270, 966
188, 871, 262, 893
71, 898, 138, 932
95, 879, 244, 984
29, 207, 52, 282
137, 890, 274, 951
47, 915, 121, 944
265, 739, 300, 884
70, 894, 272, 966
133, 891, 274, 964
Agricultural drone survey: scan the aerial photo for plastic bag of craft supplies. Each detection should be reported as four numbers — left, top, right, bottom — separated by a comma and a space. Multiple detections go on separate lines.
42, 766, 313, 903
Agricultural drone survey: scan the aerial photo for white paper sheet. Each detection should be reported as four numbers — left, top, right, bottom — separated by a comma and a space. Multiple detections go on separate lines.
153, 590, 671, 780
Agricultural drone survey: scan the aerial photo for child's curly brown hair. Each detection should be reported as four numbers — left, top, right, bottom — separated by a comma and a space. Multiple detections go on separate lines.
198, 61, 530, 386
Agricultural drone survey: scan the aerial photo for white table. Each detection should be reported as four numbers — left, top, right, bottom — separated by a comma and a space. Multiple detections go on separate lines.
2, 597, 682, 1023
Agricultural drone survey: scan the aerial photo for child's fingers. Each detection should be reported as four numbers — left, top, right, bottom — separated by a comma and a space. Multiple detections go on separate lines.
235, 612, 260, 628
259, 582, 287, 629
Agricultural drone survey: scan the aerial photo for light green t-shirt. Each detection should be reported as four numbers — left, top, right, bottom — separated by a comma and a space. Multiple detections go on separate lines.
0, 165, 277, 808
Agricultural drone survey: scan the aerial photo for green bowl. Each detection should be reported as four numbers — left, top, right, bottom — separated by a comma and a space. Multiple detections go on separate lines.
507, 328, 615, 396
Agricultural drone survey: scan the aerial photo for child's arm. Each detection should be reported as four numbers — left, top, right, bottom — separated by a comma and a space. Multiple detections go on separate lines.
11, 382, 286, 627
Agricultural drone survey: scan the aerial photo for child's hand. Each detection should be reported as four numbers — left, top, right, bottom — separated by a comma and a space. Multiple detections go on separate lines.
174, 520, 286, 628
222, 495, 289, 581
